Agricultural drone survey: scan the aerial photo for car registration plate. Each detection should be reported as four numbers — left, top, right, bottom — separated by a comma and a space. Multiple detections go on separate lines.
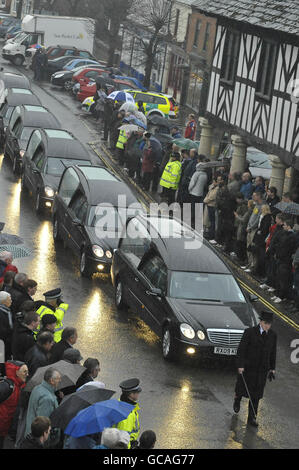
214, 347, 237, 355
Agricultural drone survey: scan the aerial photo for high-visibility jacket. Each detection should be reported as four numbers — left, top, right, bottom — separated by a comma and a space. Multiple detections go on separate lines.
160, 159, 182, 190
116, 129, 128, 150
35, 303, 69, 343
116, 402, 140, 448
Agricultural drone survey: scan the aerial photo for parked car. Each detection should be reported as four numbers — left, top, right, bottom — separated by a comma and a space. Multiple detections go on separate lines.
71, 67, 107, 86
111, 214, 259, 361
5, 23, 21, 41
46, 45, 97, 61
0, 17, 19, 38
113, 75, 146, 91
0, 71, 31, 90
21, 128, 92, 214
46, 55, 80, 76
51, 66, 84, 89
52, 164, 142, 277
76, 77, 139, 103
4, 105, 61, 174
63, 58, 99, 71
0, 88, 41, 148
126, 90, 179, 118
219, 144, 272, 180
51, 65, 102, 90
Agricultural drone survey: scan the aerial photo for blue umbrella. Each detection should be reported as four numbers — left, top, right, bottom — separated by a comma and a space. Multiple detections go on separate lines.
107, 91, 135, 103
64, 399, 135, 438
131, 117, 147, 129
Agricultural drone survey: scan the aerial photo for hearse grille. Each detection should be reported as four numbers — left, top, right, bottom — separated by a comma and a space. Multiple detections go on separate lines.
207, 329, 244, 347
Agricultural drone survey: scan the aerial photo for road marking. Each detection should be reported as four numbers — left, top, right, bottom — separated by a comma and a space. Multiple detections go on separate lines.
238, 278, 299, 331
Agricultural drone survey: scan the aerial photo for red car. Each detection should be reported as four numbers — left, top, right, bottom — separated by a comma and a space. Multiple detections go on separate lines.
77, 79, 138, 102
72, 67, 107, 87
46, 45, 97, 61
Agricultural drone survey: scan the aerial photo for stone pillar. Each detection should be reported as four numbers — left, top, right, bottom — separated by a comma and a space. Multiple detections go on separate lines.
230, 135, 247, 174
269, 155, 287, 197
198, 117, 213, 158
283, 166, 294, 194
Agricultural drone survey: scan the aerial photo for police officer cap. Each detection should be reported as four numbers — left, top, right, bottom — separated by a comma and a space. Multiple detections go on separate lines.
119, 378, 142, 393
41, 314, 57, 326
259, 310, 274, 323
43, 288, 61, 299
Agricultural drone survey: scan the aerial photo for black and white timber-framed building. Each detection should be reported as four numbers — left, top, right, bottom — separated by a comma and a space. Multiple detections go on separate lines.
193, 0, 299, 184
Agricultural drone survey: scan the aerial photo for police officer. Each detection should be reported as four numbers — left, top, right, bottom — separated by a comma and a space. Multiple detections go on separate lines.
116, 378, 141, 448
35, 289, 69, 343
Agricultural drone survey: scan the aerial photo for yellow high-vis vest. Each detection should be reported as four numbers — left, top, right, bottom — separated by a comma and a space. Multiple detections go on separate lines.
35, 303, 69, 342
160, 160, 182, 190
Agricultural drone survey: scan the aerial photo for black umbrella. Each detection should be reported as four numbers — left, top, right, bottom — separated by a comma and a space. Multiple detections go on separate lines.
274, 201, 299, 216
24, 360, 86, 392
148, 114, 171, 129
50, 386, 115, 430
154, 133, 174, 145
95, 75, 115, 88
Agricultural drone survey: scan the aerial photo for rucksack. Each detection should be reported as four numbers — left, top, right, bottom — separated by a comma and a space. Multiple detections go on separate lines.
0, 377, 14, 403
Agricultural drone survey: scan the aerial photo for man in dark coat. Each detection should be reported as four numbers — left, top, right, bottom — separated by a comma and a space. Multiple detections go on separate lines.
233, 310, 277, 427
19, 416, 51, 449
50, 326, 77, 363
7, 273, 29, 317
12, 310, 39, 362
25, 331, 54, 378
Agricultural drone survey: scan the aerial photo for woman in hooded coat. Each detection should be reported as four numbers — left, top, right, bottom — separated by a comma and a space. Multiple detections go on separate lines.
0, 361, 28, 448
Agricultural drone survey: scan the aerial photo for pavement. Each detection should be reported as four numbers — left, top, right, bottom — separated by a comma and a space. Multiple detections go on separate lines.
0, 52, 299, 449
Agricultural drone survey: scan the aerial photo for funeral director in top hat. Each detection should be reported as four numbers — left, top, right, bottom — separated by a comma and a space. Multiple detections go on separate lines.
233, 310, 277, 427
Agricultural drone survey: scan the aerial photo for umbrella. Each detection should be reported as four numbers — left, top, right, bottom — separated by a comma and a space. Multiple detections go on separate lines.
118, 124, 139, 134
64, 399, 135, 438
119, 102, 136, 113
274, 201, 299, 216
95, 75, 115, 88
0, 231, 23, 244
154, 133, 174, 145
107, 91, 135, 103
172, 138, 200, 150
131, 118, 147, 129
30, 44, 43, 49
148, 115, 171, 129
0, 244, 32, 258
24, 360, 86, 392
133, 110, 147, 125
50, 387, 115, 430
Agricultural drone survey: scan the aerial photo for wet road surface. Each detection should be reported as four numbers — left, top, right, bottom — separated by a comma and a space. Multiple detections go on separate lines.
0, 57, 299, 449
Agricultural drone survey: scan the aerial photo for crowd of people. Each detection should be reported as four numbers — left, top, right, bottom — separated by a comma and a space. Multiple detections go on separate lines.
0, 267, 155, 449
92, 94, 299, 312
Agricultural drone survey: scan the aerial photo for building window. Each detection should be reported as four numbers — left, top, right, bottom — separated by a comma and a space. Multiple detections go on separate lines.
174, 9, 180, 38
220, 29, 240, 85
203, 23, 211, 51
193, 19, 202, 47
256, 40, 278, 101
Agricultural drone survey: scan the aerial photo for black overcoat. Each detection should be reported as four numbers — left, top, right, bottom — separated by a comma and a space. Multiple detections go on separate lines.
235, 325, 277, 399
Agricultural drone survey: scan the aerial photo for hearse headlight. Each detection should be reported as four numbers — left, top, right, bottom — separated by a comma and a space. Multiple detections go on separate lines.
92, 245, 104, 258
197, 330, 205, 341
180, 323, 195, 339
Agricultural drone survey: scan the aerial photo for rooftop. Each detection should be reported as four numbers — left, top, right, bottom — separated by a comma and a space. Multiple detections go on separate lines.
192, 0, 299, 36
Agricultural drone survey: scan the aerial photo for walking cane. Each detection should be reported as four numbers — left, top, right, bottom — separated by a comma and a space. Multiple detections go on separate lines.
241, 372, 257, 421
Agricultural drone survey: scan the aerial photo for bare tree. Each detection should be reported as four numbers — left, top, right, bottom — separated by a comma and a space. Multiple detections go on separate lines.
101, 0, 133, 66
125, 0, 172, 88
